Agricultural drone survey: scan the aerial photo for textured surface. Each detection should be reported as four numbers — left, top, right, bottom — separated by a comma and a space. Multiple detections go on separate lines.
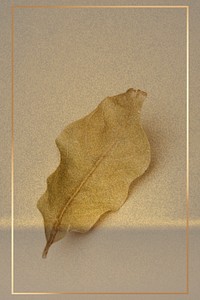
1, 3, 191, 229
1, 0, 200, 298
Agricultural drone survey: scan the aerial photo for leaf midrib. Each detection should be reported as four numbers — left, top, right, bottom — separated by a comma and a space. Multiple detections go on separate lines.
42, 139, 118, 258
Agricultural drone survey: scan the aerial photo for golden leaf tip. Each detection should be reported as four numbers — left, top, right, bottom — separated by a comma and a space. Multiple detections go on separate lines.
137, 89, 147, 97
126, 88, 147, 100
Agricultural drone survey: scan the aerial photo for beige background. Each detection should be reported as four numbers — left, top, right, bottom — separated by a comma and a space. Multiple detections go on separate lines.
4, 3, 189, 229
0, 0, 200, 298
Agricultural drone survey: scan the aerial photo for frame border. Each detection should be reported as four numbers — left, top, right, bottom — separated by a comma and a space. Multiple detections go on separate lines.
11, 4, 189, 295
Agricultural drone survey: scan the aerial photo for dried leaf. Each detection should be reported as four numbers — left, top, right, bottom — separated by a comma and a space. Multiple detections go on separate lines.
37, 88, 151, 258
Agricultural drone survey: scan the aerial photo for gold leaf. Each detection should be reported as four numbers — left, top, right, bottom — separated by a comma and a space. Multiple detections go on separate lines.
37, 88, 151, 258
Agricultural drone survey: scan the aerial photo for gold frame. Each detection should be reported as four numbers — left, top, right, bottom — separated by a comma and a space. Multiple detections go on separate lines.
11, 3, 189, 295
